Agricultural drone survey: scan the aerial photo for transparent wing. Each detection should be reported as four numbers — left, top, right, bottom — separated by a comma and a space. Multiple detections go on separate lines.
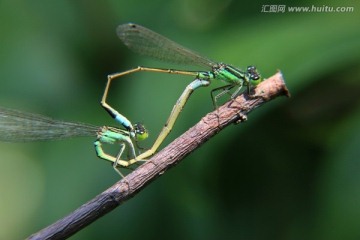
117, 23, 217, 68
0, 107, 98, 142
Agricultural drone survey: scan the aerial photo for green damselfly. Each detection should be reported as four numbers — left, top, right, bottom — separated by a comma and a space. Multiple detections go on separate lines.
0, 107, 148, 177
103, 23, 262, 161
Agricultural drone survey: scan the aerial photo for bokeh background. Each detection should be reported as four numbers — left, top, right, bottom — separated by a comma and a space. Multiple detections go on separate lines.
0, 0, 359, 239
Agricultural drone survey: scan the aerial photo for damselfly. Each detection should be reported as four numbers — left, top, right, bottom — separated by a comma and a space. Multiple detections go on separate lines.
0, 107, 148, 177
103, 23, 262, 161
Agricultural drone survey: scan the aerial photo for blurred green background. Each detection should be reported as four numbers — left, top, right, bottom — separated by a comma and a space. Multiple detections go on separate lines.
0, 0, 359, 239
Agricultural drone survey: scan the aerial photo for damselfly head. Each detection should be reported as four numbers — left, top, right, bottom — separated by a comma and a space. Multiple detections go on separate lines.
134, 123, 149, 141
246, 66, 262, 86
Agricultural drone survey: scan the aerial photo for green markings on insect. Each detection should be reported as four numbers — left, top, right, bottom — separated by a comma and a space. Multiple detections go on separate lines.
103, 23, 263, 162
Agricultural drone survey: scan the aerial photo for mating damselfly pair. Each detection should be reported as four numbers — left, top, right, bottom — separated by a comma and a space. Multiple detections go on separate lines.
0, 23, 262, 177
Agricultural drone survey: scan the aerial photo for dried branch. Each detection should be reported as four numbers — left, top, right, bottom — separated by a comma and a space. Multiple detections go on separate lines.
27, 71, 290, 240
